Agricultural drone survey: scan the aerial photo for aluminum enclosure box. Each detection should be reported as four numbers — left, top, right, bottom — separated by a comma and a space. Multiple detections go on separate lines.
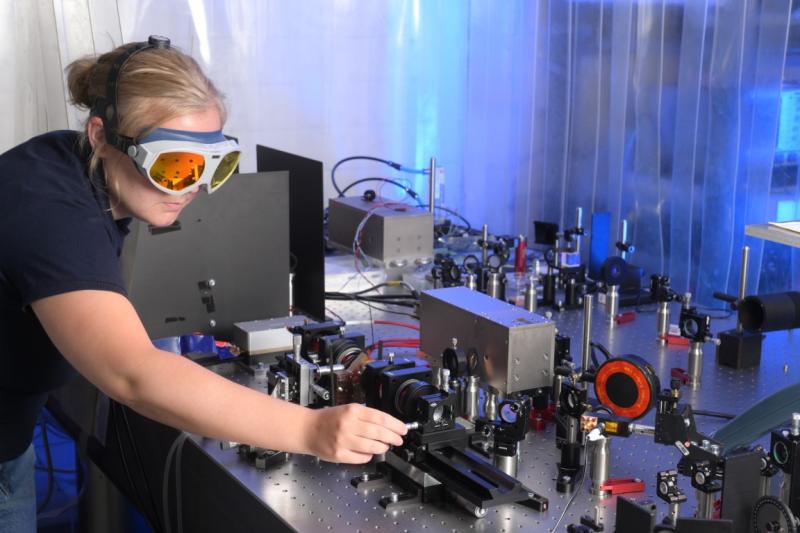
420, 287, 555, 395
327, 196, 433, 266
233, 315, 310, 355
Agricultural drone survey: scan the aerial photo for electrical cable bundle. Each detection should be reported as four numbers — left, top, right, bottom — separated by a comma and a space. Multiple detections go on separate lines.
330, 156, 426, 197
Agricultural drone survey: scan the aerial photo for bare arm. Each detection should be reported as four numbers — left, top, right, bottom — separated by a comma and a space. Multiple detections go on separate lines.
33, 290, 406, 463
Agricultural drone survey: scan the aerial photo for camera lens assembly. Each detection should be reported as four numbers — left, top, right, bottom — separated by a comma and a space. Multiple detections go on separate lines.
360, 357, 456, 433
739, 292, 800, 333
593, 355, 660, 420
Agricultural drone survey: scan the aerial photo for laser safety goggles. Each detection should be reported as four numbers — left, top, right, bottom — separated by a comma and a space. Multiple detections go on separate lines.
123, 128, 241, 196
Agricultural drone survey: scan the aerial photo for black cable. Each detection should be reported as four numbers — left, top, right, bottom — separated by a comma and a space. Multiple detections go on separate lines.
331, 156, 405, 196
325, 293, 417, 302
36, 418, 54, 514
340, 177, 420, 201
35, 466, 77, 474
325, 292, 419, 307
349, 300, 419, 320
550, 446, 588, 531
693, 409, 735, 420
325, 306, 346, 324
589, 346, 600, 370
119, 405, 163, 533
419, 204, 473, 232
327, 281, 417, 297
162, 433, 189, 533
590, 341, 612, 361
352, 298, 417, 308
36, 455, 88, 521
113, 403, 146, 522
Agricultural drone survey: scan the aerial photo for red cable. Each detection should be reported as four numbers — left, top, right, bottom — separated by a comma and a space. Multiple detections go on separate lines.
373, 320, 420, 331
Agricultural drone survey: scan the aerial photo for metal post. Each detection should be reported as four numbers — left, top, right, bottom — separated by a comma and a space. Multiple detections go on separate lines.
581, 295, 593, 373
590, 435, 610, 496
292, 334, 302, 359
668, 503, 680, 525
524, 275, 538, 312
688, 342, 703, 390
737, 246, 750, 334
439, 368, 451, 392
494, 450, 518, 478
657, 301, 669, 343
486, 271, 503, 299
574, 207, 583, 255
465, 272, 477, 290
695, 491, 715, 519
465, 376, 480, 421
606, 285, 620, 323
428, 157, 436, 214
484, 387, 498, 421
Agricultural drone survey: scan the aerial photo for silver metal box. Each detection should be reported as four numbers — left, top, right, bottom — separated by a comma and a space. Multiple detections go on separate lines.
327, 196, 433, 266
233, 315, 309, 354
420, 287, 555, 395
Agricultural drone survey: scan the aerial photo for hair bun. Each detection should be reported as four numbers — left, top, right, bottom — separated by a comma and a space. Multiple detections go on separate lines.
66, 57, 98, 109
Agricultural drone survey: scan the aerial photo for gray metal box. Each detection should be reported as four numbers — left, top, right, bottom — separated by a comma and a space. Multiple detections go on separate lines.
420, 287, 555, 395
233, 315, 310, 355
327, 196, 433, 266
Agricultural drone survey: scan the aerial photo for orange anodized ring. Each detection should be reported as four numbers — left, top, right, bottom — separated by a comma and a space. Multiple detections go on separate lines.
594, 356, 658, 420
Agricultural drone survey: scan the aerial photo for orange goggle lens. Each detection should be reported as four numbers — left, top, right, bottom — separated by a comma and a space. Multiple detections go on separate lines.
149, 152, 206, 192
210, 150, 241, 190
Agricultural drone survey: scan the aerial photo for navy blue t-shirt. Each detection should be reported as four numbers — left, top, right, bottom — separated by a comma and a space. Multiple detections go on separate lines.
0, 130, 131, 462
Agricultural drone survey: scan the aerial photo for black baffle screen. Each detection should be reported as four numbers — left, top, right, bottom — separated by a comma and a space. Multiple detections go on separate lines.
122, 171, 290, 341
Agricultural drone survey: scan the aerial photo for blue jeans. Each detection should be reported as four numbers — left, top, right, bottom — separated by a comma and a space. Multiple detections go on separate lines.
0, 445, 36, 533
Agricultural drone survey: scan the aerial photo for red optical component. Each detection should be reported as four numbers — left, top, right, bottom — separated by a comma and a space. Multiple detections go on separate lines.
670, 367, 689, 384
614, 311, 636, 325
529, 413, 546, 432
601, 478, 645, 495
514, 236, 527, 273
594, 355, 660, 420
663, 334, 690, 346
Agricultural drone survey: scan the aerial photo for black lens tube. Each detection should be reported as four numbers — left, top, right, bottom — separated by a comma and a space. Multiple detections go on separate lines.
739, 292, 800, 332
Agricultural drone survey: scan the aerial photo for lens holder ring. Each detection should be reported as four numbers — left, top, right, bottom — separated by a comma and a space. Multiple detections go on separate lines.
593, 355, 660, 420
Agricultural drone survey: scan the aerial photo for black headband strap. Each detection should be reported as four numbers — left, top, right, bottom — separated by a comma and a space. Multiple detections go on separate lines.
92, 35, 171, 150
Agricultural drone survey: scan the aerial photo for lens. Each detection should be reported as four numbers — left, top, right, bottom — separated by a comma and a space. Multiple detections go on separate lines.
149, 152, 205, 192
682, 318, 699, 337
210, 151, 241, 190
499, 403, 519, 424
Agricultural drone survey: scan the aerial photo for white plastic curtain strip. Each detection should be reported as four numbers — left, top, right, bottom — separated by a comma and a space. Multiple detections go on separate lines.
3, 0, 795, 302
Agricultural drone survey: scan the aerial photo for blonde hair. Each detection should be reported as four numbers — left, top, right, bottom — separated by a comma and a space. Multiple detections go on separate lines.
66, 42, 227, 178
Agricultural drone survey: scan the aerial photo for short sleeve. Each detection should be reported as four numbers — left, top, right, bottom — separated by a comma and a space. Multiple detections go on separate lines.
2, 194, 127, 307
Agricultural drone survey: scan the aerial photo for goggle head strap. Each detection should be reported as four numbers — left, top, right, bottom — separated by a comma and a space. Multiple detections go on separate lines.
90, 35, 171, 151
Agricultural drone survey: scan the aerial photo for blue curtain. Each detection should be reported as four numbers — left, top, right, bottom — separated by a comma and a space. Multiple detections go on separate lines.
117, 0, 795, 303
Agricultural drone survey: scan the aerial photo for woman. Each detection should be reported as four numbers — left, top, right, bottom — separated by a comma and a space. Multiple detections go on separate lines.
0, 37, 406, 532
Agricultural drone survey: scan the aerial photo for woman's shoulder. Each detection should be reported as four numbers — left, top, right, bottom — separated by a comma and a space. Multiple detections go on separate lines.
0, 130, 84, 169
0, 130, 92, 197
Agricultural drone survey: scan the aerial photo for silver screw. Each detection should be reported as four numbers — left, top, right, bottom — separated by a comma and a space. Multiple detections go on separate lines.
792, 413, 800, 436
207, 278, 216, 287
387, 352, 395, 363
209, 319, 216, 327
710, 444, 721, 456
